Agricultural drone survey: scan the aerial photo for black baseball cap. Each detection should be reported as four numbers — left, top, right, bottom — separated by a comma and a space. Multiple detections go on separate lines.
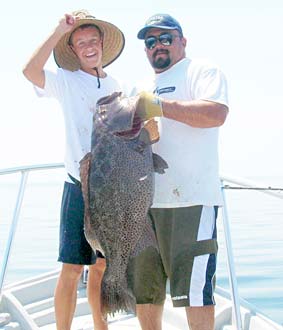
137, 14, 183, 39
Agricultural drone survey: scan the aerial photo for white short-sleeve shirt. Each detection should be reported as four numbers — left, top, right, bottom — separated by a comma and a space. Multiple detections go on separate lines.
35, 68, 122, 181
150, 58, 229, 207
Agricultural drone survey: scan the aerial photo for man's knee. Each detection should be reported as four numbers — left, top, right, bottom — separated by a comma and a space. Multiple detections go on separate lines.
91, 258, 106, 272
186, 305, 215, 330
88, 259, 106, 281
61, 263, 84, 281
136, 304, 163, 330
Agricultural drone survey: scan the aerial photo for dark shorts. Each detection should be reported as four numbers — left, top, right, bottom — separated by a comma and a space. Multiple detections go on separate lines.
128, 205, 218, 307
58, 181, 98, 265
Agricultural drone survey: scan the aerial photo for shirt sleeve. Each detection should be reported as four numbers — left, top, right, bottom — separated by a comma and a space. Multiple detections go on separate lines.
191, 64, 229, 107
34, 68, 67, 101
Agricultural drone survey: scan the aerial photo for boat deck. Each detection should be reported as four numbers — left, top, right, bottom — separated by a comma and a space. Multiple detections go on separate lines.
1, 269, 282, 330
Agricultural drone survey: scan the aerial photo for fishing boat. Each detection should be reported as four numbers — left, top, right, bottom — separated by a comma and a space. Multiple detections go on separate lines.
1, 163, 283, 330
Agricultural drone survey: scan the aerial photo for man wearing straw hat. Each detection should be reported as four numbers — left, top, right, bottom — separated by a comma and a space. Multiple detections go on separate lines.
23, 9, 125, 330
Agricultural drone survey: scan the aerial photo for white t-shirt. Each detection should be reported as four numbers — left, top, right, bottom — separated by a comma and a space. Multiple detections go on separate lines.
35, 68, 122, 181
150, 58, 229, 207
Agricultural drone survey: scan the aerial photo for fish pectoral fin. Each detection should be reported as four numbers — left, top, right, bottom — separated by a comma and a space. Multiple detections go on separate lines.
152, 153, 168, 174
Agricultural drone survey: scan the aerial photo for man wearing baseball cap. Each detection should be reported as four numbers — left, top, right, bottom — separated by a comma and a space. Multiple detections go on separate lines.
130, 13, 229, 330
23, 10, 125, 330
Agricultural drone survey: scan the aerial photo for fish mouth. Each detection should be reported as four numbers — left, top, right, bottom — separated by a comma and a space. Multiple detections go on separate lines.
114, 116, 142, 139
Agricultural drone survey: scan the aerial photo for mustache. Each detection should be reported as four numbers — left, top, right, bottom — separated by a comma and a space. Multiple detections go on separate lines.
153, 49, 169, 57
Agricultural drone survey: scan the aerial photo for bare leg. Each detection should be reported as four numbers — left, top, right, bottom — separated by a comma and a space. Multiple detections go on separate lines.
186, 306, 215, 330
87, 259, 108, 330
54, 263, 84, 330
136, 304, 164, 330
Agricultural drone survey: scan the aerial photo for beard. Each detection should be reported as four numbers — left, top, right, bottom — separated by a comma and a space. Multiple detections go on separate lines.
152, 50, 171, 69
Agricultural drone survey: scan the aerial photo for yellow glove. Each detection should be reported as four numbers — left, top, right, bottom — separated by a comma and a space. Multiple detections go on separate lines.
136, 91, 163, 121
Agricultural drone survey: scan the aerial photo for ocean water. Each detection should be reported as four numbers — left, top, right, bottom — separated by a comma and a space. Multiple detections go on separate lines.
0, 169, 283, 325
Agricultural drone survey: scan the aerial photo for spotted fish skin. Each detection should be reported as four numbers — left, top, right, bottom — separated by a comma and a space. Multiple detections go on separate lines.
80, 92, 167, 315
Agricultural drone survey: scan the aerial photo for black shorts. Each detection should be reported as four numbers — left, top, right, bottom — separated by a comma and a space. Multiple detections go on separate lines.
58, 181, 97, 265
128, 206, 218, 307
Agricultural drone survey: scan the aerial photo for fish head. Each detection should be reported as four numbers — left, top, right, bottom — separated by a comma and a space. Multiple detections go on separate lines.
96, 92, 142, 137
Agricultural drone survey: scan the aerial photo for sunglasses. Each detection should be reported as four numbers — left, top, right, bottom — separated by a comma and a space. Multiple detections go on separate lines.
144, 33, 181, 50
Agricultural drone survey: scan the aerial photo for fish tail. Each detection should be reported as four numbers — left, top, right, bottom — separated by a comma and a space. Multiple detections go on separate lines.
101, 279, 136, 316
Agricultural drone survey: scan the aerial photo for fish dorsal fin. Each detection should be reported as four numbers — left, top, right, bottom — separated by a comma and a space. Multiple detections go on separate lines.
79, 152, 92, 224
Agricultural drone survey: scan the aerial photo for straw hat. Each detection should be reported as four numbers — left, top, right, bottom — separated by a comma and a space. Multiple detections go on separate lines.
53, 10, 125, 71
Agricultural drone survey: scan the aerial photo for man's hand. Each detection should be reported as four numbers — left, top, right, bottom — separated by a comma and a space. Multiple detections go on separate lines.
135, 91, 163, 121
56, 14, 76, 36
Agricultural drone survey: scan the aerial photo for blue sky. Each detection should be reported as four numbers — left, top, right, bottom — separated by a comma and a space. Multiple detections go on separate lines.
1, 0, 283, 177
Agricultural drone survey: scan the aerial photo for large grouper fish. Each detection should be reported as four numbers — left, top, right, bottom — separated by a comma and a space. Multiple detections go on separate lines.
79, 92, 168, 315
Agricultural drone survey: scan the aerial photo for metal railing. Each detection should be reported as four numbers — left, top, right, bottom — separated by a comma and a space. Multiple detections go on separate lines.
0, 163, 64, 294
220, 174, 283, 329
1, 164, 283, 329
